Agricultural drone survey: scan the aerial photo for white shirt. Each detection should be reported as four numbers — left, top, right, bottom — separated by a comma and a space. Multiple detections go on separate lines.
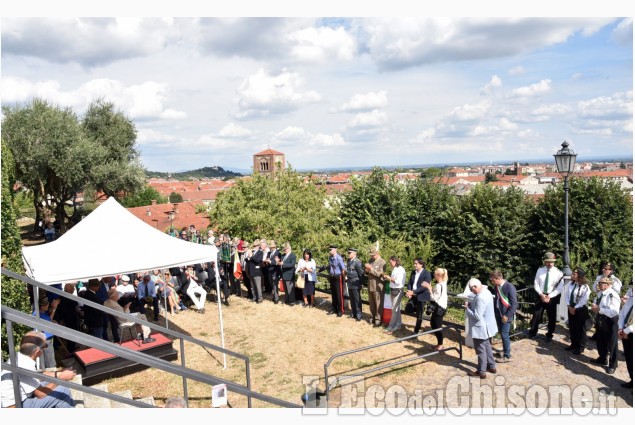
430, 280, 448, 309
389, 266, 405, 289
117, 283, 136, 297
0, 353, 40, 407
565, 282, 590, 309
412, 270, 422, 291
618, 287, 633, 335
534, 265, 564, 297
296, 259, 316, 282
594, 287, 620, 319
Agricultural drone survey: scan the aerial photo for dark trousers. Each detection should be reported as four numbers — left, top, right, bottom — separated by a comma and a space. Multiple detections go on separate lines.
263, 271, 273, 293
596, 316, 619, 369
139, 296, 160, 320
243, 274, 253, 299
230, 273, 242, 296
283, 280, 296, 304
251, 276, 263, 301
624, 333, 633, 381
529, 295, 561, 337
430, 310, 445, 345
270, 271, 280, 302
329, 275, 344, 314
108, 315, 120, 342
567, 306, 589, 350
413, 301, 425, 334
348, 285, 362, 319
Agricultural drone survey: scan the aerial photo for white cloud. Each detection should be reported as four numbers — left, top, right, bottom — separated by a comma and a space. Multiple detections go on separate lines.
360, 17, 616, 70
530, 103, 571, 118
512, 79, 552, 97
0, 76, 187, 121
1, 17, 174, 67
232, 68, 322, 120
218, 123, 252, 138
509, 66, 525, 76
446, 100, 491, 122
271, 126, 345, 148
611, 18, 633, 46
480, 75, 502, 95
347, 110, 388, 129
337, 91, 388, 113
287, 26, 356, 63
308, 133, 346, 147
576, 91, 633, 121
275, 126, 306, 141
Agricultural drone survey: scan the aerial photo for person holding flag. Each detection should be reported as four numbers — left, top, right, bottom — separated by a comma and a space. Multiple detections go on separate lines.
490, 270, 518, 363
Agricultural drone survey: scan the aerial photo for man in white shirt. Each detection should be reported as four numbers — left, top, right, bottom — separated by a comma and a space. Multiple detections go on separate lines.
528, 252, 564, 342
1, 331, 76, 408
185, 266, 206, 314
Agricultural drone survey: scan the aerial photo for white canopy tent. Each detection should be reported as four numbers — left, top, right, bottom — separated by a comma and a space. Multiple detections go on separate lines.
22, 197, 227, 366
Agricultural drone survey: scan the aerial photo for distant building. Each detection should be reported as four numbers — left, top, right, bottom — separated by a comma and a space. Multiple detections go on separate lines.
253, 149, 285, 176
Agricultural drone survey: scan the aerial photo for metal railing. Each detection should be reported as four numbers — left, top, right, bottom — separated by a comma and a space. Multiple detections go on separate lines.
323, 324, 462, 407
1, 268, 301, 408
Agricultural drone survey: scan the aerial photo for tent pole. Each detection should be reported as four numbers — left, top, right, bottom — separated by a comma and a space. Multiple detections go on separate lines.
215, 265, 227, 369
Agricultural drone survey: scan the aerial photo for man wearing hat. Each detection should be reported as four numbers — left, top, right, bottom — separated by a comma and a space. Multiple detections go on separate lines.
528, 252, 564, 342
592, 276, 620, 374
265, 240, 282, 304
117, 275, 137, 306
247, 240, 265, 303
365, 246, 386, 327
327, 245, 346, 317
346, 248, 365, 321
564, 267, 591, 355
593, 261, 623, 294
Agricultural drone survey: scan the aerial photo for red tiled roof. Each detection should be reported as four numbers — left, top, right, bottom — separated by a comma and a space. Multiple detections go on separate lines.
254, 149, 284, 156
127, 201, 210, 233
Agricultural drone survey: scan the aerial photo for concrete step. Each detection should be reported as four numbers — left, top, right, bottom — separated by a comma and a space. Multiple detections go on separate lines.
82, 383, 111, 408
110, 390, 133, 408
136, 396, 155, 407
69, 374, 85, 408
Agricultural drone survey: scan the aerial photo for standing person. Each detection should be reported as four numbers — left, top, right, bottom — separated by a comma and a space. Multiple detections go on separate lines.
618, 286, 633, 388
591, 276, 620, 374
277, 242, 297, 306
564, 267, 591, 355
464, 278, 498, 379
405, 258, 432, 334
297, 249, 317, 307
528, 252, 564, 342
248, 240, 265, 303
593, 261, 623, 294
490, 270, 518, 362
346, 248, 365, 321
423, 268, 450, 351
137, 274, 160, 321
267, 240, 281, 304
54, 283, 80, 353
79, 279, 108, 339
327, 245, 346, 317
0, 331, 76, 408
365, 247, 386, 327
32, 297, 58, 368
382, 256, 406, 333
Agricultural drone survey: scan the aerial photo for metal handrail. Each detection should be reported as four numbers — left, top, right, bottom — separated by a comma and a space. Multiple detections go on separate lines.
323, 324, 462, 407
1, 268, 300, 408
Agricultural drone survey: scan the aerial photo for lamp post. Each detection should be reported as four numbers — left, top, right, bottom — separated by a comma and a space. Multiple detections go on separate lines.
166, 209, 176, 236
553, 140, 577, 277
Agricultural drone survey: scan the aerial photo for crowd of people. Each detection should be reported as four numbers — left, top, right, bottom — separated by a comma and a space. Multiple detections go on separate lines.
7, 224, 633, 408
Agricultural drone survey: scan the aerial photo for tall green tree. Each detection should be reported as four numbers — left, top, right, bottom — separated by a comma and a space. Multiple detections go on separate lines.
81, 99, 145, 200
1, 140, 30, 360
209, 167, 337, 260
529, 177, 633, 288
2, 98, 96, 232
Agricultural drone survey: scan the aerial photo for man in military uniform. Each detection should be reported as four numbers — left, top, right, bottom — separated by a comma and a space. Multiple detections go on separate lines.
365, 247, 386, 327
528, 251, 565, 342
346, 248, 365, 321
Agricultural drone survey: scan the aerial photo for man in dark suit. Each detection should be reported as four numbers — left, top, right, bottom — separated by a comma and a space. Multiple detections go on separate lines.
405, 257, 432, 334
80, 279, 108, 339
248, 240, 265, 303
346, 248, 365, 321
490, 270, 518, 363
267, 240, 281, 304
277, 242, 297, 306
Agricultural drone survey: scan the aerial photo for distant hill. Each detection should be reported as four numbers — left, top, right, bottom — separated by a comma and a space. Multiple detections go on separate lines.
145, 166, 242, 180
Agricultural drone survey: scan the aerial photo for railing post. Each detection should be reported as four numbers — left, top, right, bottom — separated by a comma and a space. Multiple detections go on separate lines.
180, 338, 188, 407
246, 359, 252, 408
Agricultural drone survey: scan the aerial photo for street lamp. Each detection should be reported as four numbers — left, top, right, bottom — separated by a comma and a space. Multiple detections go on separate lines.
165, 208, 176, 236
553, 140, 577, 277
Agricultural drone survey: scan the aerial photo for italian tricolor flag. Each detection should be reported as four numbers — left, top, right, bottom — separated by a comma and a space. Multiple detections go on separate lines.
382, 283, 392, 324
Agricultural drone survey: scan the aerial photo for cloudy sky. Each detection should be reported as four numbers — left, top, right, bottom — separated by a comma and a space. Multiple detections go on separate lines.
2, 7, 633, 173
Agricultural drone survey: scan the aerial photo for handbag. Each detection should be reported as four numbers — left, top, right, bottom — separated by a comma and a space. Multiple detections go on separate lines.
296, 273, 305, 289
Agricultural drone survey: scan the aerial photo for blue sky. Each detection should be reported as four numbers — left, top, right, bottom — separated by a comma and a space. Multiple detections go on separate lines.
1, 3, 633, 172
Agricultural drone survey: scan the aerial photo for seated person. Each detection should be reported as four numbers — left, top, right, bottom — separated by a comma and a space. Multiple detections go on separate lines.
1, 331, 76, 408
104, 289, 155, 344
116, 275, 137, 306
184, 266, 206, 314
137, 274, 160, 321
31, 297, 59, 369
